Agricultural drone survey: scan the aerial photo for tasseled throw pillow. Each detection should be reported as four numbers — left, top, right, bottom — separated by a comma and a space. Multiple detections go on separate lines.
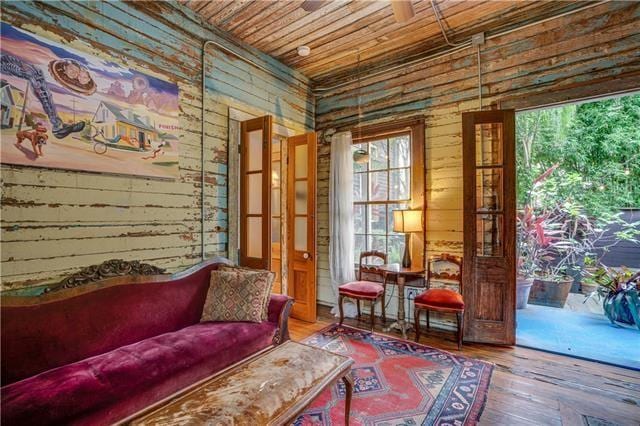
202, 269, 274, 323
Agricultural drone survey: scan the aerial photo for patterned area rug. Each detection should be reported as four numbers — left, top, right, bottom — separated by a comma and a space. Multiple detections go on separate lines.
294, 324, 493, 426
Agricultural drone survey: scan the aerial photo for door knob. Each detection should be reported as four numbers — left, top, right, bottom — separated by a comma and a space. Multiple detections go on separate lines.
303, 252, 311, 260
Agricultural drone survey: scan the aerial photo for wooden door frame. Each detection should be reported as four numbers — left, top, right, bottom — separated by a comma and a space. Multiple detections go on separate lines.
228, 108, 297, 289
287, 132, 317, 322
462, 109, 516, 345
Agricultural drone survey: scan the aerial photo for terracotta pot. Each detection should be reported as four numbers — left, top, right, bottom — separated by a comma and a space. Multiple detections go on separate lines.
529, 276, 574, 308
580, 282, 598, 295
580, 267, 598, 295
516, 277, 534, 309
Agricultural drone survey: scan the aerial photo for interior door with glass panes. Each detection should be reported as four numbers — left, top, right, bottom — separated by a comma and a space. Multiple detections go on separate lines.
287, 132, 317, 322
271, 136, 283, 294
239, 116, 272, 270
462, 110, 516, 345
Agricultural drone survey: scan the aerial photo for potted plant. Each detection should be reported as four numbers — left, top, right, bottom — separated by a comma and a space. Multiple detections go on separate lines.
518, 167, 575, 307
580, 255, 599, 295
516, 265, 535, 310
584, 265, 640, 330
526, 205, 577, 308
516, 207, 540, 309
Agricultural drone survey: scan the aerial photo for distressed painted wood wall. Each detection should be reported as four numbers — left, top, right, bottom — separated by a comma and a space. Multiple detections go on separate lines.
0, 0, 314, 292
314, 1, 640, 315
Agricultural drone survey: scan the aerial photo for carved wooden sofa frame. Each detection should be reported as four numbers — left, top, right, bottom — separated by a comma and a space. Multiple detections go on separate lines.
3, 257, 294, 345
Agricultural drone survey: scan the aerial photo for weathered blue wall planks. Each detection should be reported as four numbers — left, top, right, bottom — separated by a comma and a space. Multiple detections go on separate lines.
0, 0, 314, 291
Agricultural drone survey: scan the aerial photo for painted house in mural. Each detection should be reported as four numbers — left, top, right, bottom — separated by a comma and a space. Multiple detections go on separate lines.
0, 79, 27, 129
92, 101, 157, 149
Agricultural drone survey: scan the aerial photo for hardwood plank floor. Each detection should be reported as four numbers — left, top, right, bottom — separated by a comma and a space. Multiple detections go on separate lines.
289, 305, 640, 426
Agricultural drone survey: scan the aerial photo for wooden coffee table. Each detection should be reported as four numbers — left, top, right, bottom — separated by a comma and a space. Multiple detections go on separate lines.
128, 340, 354, 425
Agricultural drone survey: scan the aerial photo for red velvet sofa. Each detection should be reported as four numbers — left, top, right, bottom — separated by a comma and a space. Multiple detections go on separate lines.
1, 257, 293, 425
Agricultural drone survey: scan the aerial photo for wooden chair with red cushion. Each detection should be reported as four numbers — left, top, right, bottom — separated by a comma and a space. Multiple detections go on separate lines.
414, 253, 465, 349
338, 251, 387, 331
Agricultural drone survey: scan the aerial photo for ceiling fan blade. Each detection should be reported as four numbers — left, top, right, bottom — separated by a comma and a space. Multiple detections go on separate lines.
390, 0, 415, 23
301, 0, 327, 12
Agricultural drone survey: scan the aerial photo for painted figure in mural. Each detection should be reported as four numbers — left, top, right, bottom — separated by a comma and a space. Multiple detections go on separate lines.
142, 142, 165, 160
0, 53, 85, 139
16, 122, 48, 157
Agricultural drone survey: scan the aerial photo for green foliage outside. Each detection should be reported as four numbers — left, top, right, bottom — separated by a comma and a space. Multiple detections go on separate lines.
516, 94, 640, 217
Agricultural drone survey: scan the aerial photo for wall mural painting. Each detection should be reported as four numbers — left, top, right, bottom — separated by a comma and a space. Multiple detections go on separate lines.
0, 22, 180, 179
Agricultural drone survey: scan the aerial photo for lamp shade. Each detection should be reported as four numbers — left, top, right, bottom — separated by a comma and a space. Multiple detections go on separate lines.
392, 209, 423, 233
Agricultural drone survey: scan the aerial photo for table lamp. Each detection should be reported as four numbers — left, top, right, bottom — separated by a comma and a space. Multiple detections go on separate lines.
393, 209, 423, 268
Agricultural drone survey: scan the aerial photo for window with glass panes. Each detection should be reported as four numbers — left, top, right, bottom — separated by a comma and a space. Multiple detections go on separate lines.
353, 133, 411, 264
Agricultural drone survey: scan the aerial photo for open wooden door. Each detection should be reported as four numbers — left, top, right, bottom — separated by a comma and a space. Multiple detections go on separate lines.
239, 116, 272, 270
462, 110, 516, 345
270, 137, 283, 294
287, 132, 317, 322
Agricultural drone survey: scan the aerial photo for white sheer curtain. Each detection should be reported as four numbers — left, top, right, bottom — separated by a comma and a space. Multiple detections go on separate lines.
329, 131, 358, 318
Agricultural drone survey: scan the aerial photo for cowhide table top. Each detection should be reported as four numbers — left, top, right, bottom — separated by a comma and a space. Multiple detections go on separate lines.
129, 340, 353, 425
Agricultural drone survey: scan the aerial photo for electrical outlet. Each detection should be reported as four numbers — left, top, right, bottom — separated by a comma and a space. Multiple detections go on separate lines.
406, 288, 418, 300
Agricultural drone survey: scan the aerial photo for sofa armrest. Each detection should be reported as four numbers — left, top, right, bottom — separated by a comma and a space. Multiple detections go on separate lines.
267, 294, 294, 345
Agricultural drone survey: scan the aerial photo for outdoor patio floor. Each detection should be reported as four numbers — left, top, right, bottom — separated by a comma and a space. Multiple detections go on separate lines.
516, 302, 640, 370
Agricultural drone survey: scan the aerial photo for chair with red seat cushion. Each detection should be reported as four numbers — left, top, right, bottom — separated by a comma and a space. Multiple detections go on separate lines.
414, 253, 465, 349
338, 251, 387, 331
415, 288, 464, 310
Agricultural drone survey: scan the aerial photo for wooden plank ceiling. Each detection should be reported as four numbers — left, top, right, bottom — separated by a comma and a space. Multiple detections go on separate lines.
183, 0, 594, 85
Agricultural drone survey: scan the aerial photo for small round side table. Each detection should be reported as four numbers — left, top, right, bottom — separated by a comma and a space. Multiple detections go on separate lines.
378, 263, 426, 339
